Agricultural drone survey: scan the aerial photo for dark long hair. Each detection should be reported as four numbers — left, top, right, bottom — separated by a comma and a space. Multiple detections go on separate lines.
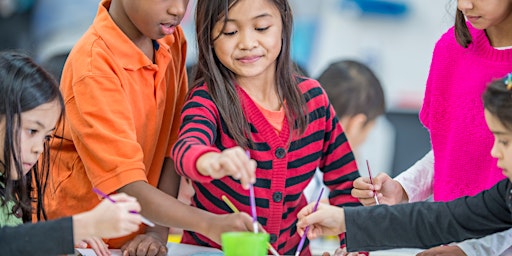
194, 0, 307, 147
483, 74, 512, 130
0, 51, 65, 222
454, 9, 472, 48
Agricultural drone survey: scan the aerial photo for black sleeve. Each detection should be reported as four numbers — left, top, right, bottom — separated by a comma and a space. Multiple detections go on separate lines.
0, 217, 75, 255
344, 179, 512, 252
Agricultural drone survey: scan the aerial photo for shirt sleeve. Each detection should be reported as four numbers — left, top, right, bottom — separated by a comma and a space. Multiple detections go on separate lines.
394, 150, 434, 202
456, 228, 512, 256
344, 179, 512, 252
171, 87, 221, 183
0, 217, 74, 255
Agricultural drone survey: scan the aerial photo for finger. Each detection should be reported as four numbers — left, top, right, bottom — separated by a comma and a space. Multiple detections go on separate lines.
109, 193, 137, 202
145, 243, 160, 256
373, 173, 391, 190
353, 177, 373, 190
135, 241, 150, 256
297, 202, 316, 219
89, 239, 109, 256
350, 187, 375, 200
358, 197, 377, 206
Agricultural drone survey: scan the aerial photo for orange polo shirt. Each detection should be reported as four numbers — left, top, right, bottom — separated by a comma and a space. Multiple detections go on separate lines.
43, 0, 188, 248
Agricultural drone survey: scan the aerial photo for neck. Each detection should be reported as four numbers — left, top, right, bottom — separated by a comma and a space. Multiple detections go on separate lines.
486, 19, 512, 47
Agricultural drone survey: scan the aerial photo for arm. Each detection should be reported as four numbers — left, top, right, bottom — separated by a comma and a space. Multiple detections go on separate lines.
120, 158, 178, 255
0, 218, 75, 255
0, 194, 141, 255
344, 179, 511, 252
297, 179, 512, 252
394, 150, 434, 202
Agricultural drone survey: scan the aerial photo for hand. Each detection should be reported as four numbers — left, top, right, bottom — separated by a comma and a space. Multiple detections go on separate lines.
121, 233, 168, 256
76, 237, 110, 256
204, 212, 263, 245
296, 202, 345, 239
321, 247, 367, 256
197, 146, 257, 189
351, 173, 407, 206
73, 193, 142, 244
416, 245, 466, 256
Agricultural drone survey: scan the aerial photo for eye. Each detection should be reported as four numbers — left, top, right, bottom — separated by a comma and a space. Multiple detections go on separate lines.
256, 26, 270, 32
45, 134, 53, 142
223, 30, 237, 36
27, 129, 38, 136
499, 139, 509, 146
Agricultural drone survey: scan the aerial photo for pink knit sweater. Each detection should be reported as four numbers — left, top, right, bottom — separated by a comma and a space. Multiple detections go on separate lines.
420, 23, 512, 202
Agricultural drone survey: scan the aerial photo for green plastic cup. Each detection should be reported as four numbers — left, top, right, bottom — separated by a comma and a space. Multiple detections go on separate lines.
221, 232, 270, 256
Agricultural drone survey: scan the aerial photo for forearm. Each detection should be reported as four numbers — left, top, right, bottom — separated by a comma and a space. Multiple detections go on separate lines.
0, 218, 74, 255
145, 157, 180, 241
394, 150, 434, 202
118, 180, 213, 235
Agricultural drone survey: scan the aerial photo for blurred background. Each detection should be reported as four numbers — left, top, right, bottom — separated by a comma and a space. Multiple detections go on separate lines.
0, 0, 455, 178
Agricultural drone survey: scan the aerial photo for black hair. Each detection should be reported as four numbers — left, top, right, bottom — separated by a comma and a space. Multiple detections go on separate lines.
0, 51, 65, 222
483, 74, 512, 130
317, 60, 385, 125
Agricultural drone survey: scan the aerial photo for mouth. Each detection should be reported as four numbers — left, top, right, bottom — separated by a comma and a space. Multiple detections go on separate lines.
465, 15, 481, 22
23, 162, 34, 170
160, 23, 177, 35
237, 55, 262, 64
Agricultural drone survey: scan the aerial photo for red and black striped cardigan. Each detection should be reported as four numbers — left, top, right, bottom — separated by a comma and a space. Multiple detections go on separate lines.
172, 78, 361, 255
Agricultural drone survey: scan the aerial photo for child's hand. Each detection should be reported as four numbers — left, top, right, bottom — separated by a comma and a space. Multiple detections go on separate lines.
197, 146, 257, 189
351, 173, 407, 206
120, 233, 168, 256
296, 202, 345, 239
73, 193, 142, 243
416, 245, 465, 256
321, 247, 367, 256
204, 212, 264, 245
76, 237, 110, 256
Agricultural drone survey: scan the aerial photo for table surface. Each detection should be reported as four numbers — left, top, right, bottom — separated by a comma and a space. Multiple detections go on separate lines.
74, 240, 423, 256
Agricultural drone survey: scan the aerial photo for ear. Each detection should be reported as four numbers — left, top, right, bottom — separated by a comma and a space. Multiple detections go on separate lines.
340, 113, 368, 135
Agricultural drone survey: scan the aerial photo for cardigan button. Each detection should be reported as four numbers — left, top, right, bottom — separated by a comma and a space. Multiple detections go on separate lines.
272, 192, 283, 202
269, 234, 277, 243
275, 148, 286, 159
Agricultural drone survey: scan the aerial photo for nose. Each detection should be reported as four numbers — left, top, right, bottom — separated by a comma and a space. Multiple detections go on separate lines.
490, 140, 502, 159
167, 0, 189, 19
457, 0, 473, 12
32, 138, 45, 157
238, 30, 258, 50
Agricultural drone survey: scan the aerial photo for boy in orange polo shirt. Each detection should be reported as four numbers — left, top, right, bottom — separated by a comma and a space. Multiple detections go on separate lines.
43, 0, 255, 254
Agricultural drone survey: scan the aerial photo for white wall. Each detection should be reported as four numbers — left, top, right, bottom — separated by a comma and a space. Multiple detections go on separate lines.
289, 0, 455, 174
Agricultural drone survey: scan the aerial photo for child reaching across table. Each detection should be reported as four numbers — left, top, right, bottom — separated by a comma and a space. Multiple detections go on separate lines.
172, 0, 361, 255
297, 74, 512, 254
0, 51, 142, 256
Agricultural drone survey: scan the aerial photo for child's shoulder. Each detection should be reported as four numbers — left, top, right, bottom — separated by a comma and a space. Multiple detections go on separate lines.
187, 82, 212, 100
296, 76, 322, 92
296, 76, 330, 105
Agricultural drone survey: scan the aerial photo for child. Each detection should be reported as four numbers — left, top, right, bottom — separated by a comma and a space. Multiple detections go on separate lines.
304, 59, 385, 203
43, 0, 255, 254
172, 0, 361, 255
0, 51, 142, 256
352, 1, 512, 254
297, 74, 512, 254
